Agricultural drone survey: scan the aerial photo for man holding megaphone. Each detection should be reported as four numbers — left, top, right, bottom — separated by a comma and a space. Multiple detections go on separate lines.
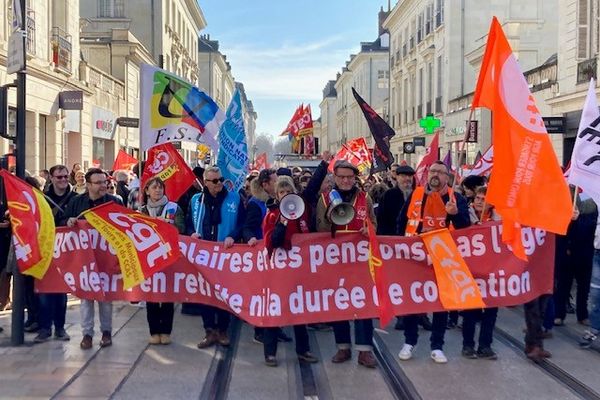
315, 159, 378, 368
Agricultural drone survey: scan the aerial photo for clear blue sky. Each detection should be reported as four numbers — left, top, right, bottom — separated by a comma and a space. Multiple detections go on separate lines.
198, 1, 388, 139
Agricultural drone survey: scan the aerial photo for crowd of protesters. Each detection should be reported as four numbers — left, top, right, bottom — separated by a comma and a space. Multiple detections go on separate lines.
0, 154, 599, 368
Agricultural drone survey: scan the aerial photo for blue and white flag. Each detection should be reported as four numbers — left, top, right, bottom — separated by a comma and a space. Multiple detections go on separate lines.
217, 90, 249, 192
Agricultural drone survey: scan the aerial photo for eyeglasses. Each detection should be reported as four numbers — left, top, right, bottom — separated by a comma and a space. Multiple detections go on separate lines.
53, 175, 68, 180
90, 180, 107, 185
207, 177, 224, 184
107, 185, 115, 189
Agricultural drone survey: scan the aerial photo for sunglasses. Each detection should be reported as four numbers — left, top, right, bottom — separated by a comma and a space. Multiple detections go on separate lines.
207, 177, 225, 184
107, 185, 115, 189
300, 176, 310, 182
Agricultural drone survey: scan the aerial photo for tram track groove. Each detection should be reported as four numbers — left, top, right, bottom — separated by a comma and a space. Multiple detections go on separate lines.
300, 329, 334, 400
198, 317, 242, 400
494, 325, 600, 400
373, 330, 423, 400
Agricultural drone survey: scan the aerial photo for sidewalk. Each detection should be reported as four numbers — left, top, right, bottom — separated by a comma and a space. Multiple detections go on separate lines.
0, 302, 212, 399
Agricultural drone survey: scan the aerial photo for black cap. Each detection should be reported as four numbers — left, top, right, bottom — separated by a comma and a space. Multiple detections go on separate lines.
276, 167, 292, 177
333, 160, 359, 175
395, 165, 415, 176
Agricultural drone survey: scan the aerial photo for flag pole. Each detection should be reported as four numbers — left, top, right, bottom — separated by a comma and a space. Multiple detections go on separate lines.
572, 185, 579, 210
451, 108, 476, 186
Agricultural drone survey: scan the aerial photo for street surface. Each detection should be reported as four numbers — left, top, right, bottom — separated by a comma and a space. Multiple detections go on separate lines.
1, 302, 599, 400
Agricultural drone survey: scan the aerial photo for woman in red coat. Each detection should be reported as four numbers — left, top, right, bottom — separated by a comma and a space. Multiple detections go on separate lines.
261, 176, 318, 367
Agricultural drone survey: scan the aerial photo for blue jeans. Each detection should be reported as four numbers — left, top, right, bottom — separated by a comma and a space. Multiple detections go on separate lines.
38, 293, 67, 334
590, 250, 600, 332
332, 319, 373, 351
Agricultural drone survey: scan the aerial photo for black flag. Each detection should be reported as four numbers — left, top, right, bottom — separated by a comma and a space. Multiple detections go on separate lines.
352, 88, 395, 173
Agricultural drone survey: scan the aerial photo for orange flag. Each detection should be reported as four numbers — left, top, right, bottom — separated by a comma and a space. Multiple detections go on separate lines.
421, 229, 485, 310
112, 150, 138, 171
0, 170, 55, 279
365, 218, 394, 327
471, 17, 571, 259
82, 202, 180, 289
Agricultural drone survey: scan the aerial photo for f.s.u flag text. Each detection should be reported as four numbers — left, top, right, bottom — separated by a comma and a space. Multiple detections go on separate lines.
471, 17, 571, 259
568, 79, 600, 206
82, 202, 180, 289
0, 170, 55, 279
421, 229, 485, 310
217, 90, 249, 192
352, 88, 395, 173
140, 64, 224, 152
141, 143, 196, 202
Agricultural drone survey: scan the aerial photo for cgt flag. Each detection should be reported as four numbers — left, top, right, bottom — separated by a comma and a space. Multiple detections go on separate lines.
352, 88, 395, 173
254, 152, 269, 170
415, 132, 440, 185
141, 143, 196, 202
421, 228, 485, 310
471, 17, 571, 259
140, 64, 224, 152
112, 150, 138, 172
0, 170, 55, 278
217, 90, 249, 193
568, 78, 600, 206
82, 202, 180, 289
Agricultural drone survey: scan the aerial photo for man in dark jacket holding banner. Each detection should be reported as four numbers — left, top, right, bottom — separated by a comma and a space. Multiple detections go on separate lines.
33, 165, 77, 343
396, 160, 470, 364
315, 159, 378, 368
187, 166, 244, 349
59, 168, 123, 350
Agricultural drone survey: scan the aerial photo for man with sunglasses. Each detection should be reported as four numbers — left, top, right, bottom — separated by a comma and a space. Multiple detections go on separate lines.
33, 165, 77, 343
59, 168, 123, 350
187, 166, 245, 349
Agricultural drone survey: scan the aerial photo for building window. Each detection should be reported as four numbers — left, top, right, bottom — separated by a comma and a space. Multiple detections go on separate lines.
98, 0, 125, 18
435, 0, 444, 28
378, 70, 389, 89
436, 55, 443, 113
577, 0, 593, 59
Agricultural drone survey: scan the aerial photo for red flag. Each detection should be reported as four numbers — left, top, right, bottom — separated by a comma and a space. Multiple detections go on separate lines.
328, 145, 362, 173
82, 202, 180, 289
112, 150, 138, 171
414, 132, 440, 185
142, 143, 196, 202
471, 17, 571, 260
365, 218, 394, 327
281, 104, 303, 137
0, 170, 55, 278
254, 152, 269, 170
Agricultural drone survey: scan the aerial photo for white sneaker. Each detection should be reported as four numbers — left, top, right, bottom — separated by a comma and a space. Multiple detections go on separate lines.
431, 349, 448, 364
398, 344, 415, 361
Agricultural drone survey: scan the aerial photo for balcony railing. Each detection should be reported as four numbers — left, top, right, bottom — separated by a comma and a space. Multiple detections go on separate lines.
26, 9, 35, 56
51, 27, 72, 74
577, 58, 597, 84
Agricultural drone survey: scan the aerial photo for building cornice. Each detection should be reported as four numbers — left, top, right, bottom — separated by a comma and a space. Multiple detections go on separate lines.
184, 0, 207, 30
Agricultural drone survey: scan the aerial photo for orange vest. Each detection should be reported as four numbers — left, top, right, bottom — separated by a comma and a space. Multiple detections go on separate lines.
322, 189, 368, 231
406, 186, 455, 237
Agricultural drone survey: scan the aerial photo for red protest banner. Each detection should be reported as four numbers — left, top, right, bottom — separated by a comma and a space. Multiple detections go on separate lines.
38, 222, 553, 327
142, 143, 196, 202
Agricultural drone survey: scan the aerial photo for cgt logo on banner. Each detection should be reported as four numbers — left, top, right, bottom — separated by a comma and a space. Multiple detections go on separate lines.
82, 202, 180, 289
141, 143, 196, 202
38, 222, 554, 327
